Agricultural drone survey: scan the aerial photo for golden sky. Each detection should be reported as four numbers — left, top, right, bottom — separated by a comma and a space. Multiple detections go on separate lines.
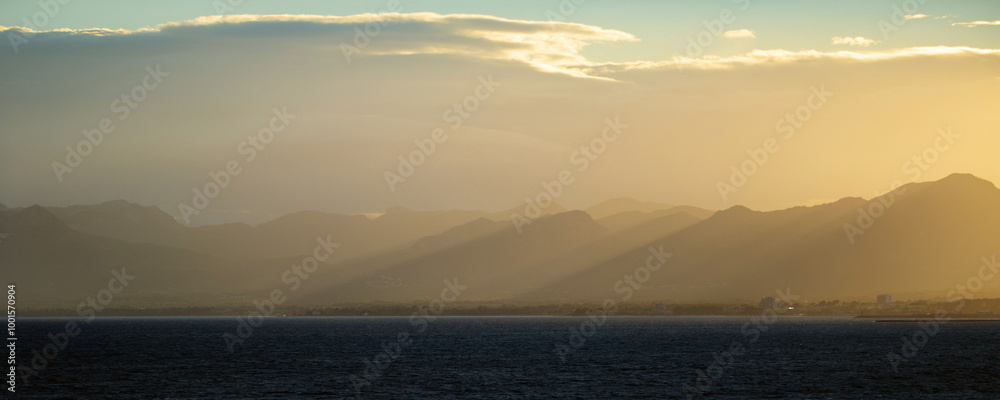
1, 3, 999, 225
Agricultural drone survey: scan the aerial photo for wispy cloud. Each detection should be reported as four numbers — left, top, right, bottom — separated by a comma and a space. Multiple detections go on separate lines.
831, 36, 878, 47
1, 13, 637, 78
952, 20, 1000, 27
906, 14, 952, 20
585, 46, 1000, 75
722, 29, 756, 39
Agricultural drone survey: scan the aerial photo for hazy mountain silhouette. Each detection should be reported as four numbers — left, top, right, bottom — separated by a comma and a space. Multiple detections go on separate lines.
586, 198, 676, 220
0, 206, 229, 304
596, 205, 714, 233
5, 174, 1000, 307
298, 210, 611, 302
528, 173, 1000, 302
488, 202, 568, 220
45, 200, 192, 249
41, 202, 501, 263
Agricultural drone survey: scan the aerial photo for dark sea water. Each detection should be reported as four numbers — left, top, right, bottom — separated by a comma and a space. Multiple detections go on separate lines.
13, 317, 1000, 399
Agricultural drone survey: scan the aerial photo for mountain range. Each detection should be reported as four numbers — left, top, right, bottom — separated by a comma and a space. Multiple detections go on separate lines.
3, 173, 999, 308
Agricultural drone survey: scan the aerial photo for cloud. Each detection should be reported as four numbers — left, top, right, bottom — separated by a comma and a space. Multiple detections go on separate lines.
577, 46, 1000, 78
2, 14, 1000, 220
722, 29, 756, 39
906, 14, 952, 20
1, 13, 637, 78
831, 36, 878, 47
952, 20, 1000, 27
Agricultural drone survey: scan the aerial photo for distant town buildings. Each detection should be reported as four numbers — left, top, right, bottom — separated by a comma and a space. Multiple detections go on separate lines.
877, 294, 892, 309
759, 297, 776, 310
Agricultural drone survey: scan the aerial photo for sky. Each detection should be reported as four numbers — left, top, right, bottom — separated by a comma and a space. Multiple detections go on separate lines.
1, 0, 999, 225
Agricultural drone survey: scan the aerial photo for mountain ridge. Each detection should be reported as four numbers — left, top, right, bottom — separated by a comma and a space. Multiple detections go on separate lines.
3, 173, 999, 307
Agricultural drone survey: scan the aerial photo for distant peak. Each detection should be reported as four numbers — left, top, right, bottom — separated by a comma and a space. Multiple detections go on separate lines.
93, 199, 140, 208
560, 209, 593, 218
385, 206, 413, 214
898, 173, 999, 196
708, 205, 761, 220
585, 197, 672, 219
939, 172, 994, 187
1, 205, 66, 231
832, 197, 869, 207
537, 209, 596, 224
721, 205, 757, 214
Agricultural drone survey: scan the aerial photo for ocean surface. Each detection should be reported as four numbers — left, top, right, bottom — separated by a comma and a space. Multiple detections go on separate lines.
13, 316, 1000, 399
